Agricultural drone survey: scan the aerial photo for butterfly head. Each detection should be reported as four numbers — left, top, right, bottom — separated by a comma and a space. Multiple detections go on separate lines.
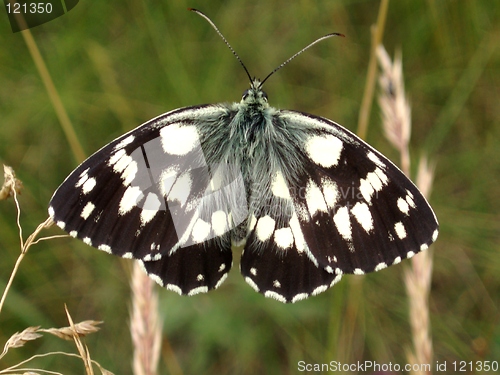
241, 78, 269, 109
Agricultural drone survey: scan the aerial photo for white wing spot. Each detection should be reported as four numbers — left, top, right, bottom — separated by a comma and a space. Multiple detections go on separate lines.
264, 291, 287, 303
113, 153, 132, 174
108, 149, 126, 166
196, 274, 204, 281
160, 124, 200, 155
289, 213, 307, 253
432, 229, 438, 242
394, 222, 407, 239
215, 273, 228, 289
121, 161, 138, 186
78, 168, 90, 179
375, 262, 387, 271
406, 190, 417, 208
397, 197, 410, 215
393, 256, 402, 265
168, 172, 192, 207
374, 168, 389, 185
321, 177, 339, 209
211, 210, 229, 236
149, 274, 164, 287
245, 277, 259, 292
82, 178, 96, 194
75, 169, 89, 188
80, 202, 95, 220
305, 179, 328, 217
333, 206, 352, 242
312, 285, 328, 296
247, 214, 258, 233
353, 268, 365, 275
330, 273, 343, 286
56, 221, 66, 230
83, 237, 92, 246
69, 230, 78, 238
114, 135, 135, 150
218, 263, 226, 272
359, 177, 375, 204
305, 134, 343, 168
366, 171, 384, 192
271, 171, 291, 199
159, 167, 178, 196
250, 267, 257, 276
141, 193, 161, 225
98, 244, 111, 254
351, 202, 373, 232
119, 186, 143, 215
292, 293, 309, 302
274, 227, 294, 249
420, 243, 429, 251
256, 215, 275, 242
192, 218, 211, 243
273, 280, 281, 288
122, 252, 133, 259
166, 284, 182, 294
367, 151, 385, 168
406, 251, 415, 259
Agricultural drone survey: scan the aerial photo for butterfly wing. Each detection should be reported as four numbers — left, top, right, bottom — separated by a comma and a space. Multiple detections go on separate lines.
240, 110, 438, 303
49, 104, 238, 295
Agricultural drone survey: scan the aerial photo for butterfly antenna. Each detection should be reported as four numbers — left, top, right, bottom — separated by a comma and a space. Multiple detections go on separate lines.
189, 8, 253, 83
260, 32, 345, 88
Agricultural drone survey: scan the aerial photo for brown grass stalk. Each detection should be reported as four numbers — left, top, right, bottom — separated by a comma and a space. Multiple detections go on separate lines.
377, 45, 435, 374
130, 263, 162, 375
357, 0, 390, 139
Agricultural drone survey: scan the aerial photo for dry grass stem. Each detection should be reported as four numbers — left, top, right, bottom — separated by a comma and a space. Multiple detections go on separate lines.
130, 262, 162, 375
406, 158, 435, 375
0, 216, 54, 315
63, 306, 95, 375
377, 45, 435, 374
19, 25, 85, 163
377, 45, 412, 176
357, 0, 390, 139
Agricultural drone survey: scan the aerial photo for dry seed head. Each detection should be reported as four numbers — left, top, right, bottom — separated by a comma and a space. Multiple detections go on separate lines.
377, 45, 411, 154
0, 165, 23, 200
3, 326, 42, 350
41, 320, 103, 340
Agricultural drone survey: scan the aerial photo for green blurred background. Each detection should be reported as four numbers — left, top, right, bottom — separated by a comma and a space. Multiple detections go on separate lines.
1, 0, 499, 373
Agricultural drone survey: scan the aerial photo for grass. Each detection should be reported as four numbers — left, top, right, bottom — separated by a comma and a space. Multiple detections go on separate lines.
1, 0, 499, 373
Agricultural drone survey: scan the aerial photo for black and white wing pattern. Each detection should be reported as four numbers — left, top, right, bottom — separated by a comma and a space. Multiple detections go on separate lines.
49, 105, 239, 296
239, 110, 438, 303
49, 78, 438, 303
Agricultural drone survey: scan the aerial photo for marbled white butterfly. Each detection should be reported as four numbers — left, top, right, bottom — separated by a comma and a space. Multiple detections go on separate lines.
48, 9, 438, 303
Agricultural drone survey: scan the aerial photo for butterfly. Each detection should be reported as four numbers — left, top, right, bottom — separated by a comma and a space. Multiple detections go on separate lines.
48, 9, 438, 303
